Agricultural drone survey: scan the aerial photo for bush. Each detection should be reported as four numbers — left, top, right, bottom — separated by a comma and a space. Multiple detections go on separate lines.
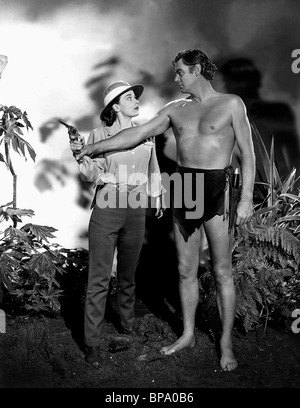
0, 106, 68, 316
0, 208, 67, 316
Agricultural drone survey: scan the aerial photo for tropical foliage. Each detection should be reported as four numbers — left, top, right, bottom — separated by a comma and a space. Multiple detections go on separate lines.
0, 105, 35, 225
0, 106, 67, 316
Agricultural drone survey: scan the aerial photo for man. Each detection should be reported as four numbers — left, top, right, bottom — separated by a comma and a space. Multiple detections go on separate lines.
74, 48, 255, 372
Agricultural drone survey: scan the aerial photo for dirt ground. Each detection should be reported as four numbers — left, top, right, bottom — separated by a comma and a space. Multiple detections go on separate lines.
0, 295, 300, 392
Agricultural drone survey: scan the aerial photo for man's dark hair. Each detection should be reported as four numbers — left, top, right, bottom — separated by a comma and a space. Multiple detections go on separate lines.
172, 48, 217, 80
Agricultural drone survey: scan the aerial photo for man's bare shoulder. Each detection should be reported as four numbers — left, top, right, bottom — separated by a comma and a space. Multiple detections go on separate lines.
160, 97, 192, 111
220, 93, 246, 109
211, 93, 247, 120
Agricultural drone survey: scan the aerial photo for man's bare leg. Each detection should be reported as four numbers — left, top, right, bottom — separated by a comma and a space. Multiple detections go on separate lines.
204, 215, 237, 371
160, 218, 200, 355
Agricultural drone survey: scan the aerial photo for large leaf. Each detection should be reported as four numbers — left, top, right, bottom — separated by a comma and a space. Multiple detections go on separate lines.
0, 253, 21, 271
8, 106, 22, 119
22, 111, 33, 131
5, 208, 35, 220
3, 226, 31, 243
7, 132, 36, 162
0, 254, 22, 287
25, 251, 57, 274
21, 223, 57, 243
12, 125, 24, 136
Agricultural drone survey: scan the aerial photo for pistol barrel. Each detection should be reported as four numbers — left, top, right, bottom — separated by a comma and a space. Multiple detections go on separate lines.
58, 119, 71, 128
58, 118, 78, 134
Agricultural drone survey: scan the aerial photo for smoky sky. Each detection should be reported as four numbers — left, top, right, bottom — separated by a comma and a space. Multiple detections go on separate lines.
2, 0, 299, 100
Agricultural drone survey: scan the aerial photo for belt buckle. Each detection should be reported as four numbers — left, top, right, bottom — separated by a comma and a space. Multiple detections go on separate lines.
113, 184, 138, 192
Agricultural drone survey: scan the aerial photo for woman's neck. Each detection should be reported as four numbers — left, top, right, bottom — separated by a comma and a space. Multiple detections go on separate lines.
113, 116, 133, 130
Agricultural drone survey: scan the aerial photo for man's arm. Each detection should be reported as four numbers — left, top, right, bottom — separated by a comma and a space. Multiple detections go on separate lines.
231, 95, 256, 224
75, 107, 171, 160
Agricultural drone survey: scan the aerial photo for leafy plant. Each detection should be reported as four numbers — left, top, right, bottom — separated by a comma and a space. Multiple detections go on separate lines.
0, 106, 68, 316
0, 105, 35, 225
0, 207, 66, 316
232, 213, 300, 332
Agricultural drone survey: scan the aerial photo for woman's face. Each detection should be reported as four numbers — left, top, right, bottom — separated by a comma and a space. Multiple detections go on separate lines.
115, 90, 140, 118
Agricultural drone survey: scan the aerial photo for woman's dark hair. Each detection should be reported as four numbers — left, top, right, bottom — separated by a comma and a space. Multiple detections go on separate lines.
172, 48, 217, 80
101, 95, 121, 126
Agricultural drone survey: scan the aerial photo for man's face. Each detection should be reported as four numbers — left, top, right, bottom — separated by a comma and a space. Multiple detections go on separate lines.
174, 59, 196, 93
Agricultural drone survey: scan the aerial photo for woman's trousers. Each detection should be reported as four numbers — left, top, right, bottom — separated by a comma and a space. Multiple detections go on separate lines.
84, 194, 146, 346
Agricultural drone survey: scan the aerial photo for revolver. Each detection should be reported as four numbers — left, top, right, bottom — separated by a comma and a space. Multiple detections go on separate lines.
58, 119, 85, 153
58, 119, 81, 138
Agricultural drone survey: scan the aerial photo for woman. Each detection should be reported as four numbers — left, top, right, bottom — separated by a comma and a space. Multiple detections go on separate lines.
70, 80, 164, 366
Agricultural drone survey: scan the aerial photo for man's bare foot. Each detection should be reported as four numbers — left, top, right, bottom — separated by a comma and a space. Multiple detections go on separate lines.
160, 335, 195, 356
220, 341, 237, 372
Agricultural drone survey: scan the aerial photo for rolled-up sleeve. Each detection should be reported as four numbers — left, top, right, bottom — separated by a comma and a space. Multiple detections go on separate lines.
78, 128, 106, 183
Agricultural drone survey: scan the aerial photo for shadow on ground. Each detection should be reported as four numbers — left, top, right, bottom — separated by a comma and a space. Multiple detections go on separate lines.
1, 293, 300, 389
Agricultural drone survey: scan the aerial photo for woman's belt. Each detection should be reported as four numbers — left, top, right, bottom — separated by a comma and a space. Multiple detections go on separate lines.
105, 183, 144, 192
90, 183, 145, 209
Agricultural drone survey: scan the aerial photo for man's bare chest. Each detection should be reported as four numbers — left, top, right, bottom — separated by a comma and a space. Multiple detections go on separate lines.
172, 100, 232, 136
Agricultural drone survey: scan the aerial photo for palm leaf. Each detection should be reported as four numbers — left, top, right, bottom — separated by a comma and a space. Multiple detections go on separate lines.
269, 136, 274, 205
280, 193, 300, 202
281, 169, 298, 194
251, 123, 281, 185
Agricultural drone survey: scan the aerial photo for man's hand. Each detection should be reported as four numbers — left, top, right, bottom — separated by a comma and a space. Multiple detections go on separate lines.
236, 198, 253, 225
155, 195, 166, 219
74, 144, 97, 161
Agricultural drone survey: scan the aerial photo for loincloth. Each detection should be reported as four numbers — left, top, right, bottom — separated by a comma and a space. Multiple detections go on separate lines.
172, 165, 234, 235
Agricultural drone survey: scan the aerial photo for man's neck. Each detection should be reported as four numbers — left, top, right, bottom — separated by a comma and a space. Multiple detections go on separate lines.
190, 79, 217, 102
